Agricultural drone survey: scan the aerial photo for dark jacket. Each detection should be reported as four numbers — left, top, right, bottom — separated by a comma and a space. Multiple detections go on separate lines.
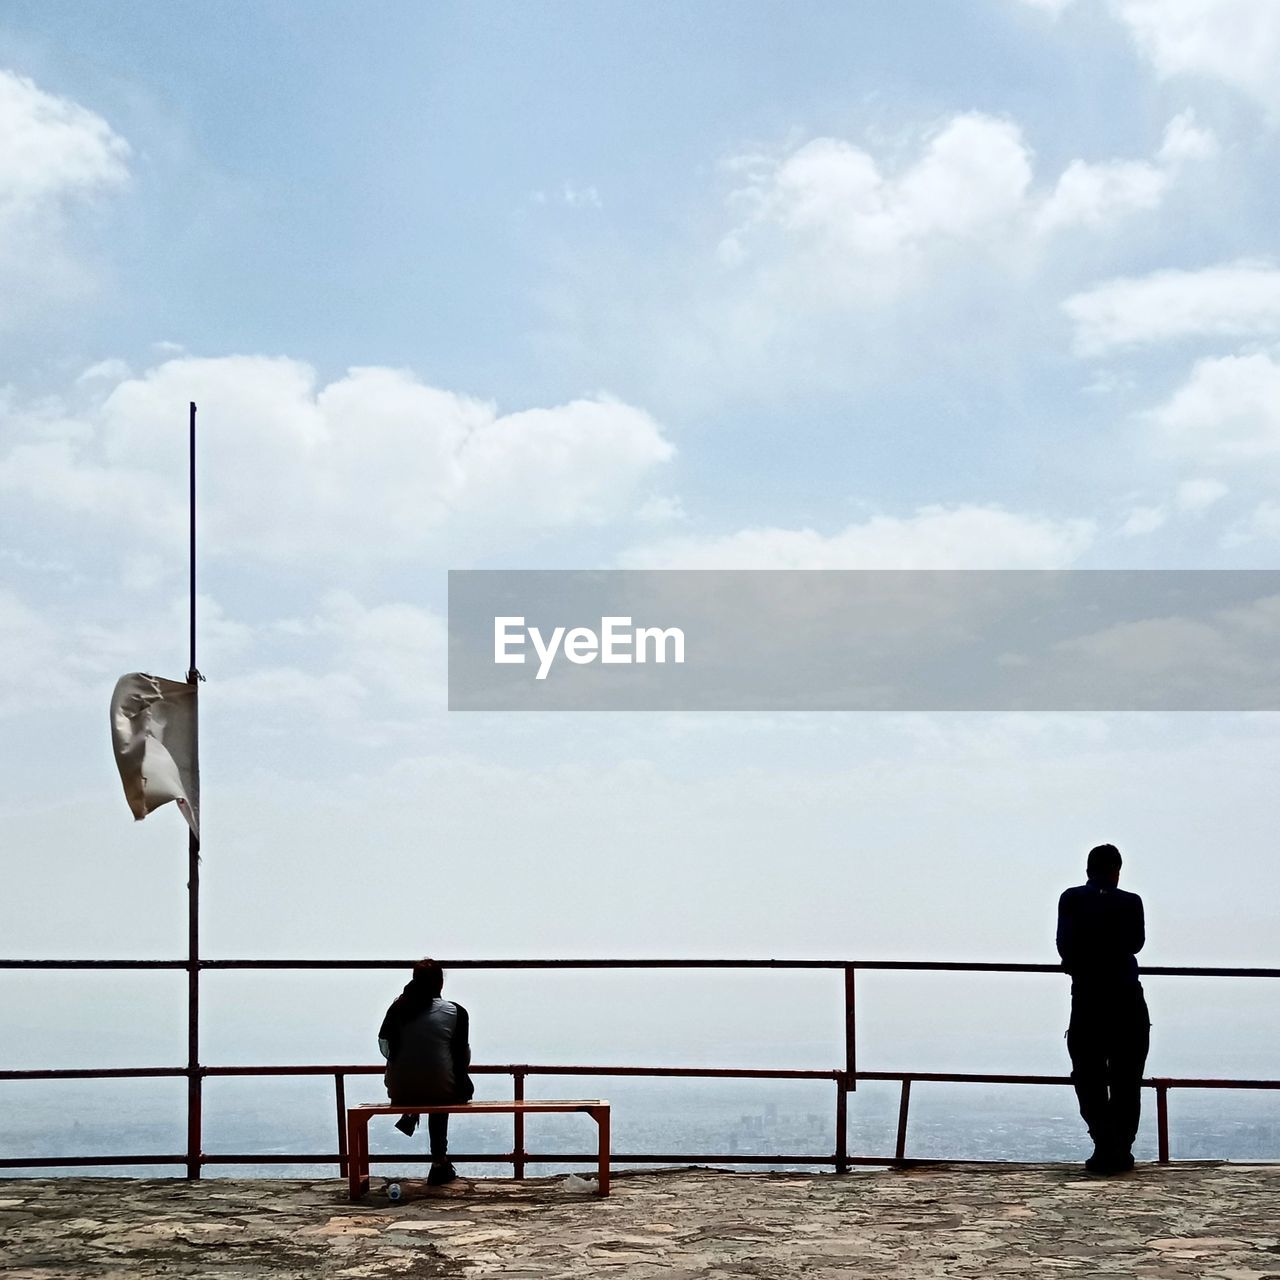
379, 995, 475, 1104
1056, 878, 1145, 996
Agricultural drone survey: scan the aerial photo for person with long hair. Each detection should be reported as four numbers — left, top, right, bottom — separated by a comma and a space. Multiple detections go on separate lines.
378, 958, 474, 1186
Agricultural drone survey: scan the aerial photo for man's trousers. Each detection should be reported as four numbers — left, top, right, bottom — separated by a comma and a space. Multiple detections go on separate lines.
1067, 987, 1150, 1154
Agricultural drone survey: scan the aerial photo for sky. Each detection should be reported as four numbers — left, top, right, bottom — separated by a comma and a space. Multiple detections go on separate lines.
2, 1, 1280, 1088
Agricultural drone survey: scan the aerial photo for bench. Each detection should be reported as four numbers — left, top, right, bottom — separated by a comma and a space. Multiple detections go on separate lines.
346, 1100, 611, 1199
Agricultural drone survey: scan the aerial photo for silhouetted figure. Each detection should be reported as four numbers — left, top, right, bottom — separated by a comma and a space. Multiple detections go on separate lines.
1056, 843, 1150, 1174
378, 958, 474, 1186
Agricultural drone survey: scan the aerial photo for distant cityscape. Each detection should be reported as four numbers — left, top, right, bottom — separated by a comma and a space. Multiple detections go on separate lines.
4, 1079, 1278, 1179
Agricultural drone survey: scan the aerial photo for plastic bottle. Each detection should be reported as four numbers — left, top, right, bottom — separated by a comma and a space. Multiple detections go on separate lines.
387, 1182, 403, 1202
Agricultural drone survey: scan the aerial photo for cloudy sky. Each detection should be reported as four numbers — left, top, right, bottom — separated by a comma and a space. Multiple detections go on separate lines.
2, 2, 1279, 1082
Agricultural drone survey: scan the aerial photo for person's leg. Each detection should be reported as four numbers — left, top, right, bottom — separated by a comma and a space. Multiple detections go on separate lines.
1108, 997, 1151, 1164
1067, 1005, 1112, 1163
428, 1113, 449, 1161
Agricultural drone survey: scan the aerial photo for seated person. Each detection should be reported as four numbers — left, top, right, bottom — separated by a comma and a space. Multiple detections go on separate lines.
378, 958, 474, 1186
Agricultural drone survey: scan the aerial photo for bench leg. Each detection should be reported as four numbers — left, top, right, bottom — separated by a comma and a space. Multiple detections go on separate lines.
347, 1113, 369, 1201
592, 1107, 610, 1197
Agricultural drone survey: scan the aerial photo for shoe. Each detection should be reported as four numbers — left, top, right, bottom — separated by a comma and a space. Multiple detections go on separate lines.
394, 1114, 419, 1137
1084, 1147, 1134, 1175
427, 1161, 457, 1186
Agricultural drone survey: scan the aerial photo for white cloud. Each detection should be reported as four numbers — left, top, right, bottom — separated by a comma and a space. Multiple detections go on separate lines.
1223, 500, 1280, 546
622, 504, 1095, 569
0, 589, 62, 717
0, 70, 128, 214
1065, 261, 1280, 355
1244, 501, 1280, 540
1115, 0, 1280, 118
1034, 113, 1215, 235
720, 111, 1214, 303
1017, 2, 1280, 118
719, 115, 1031, 291
1119, 504, 1167, 536
215, 665, 369, 726
0, 356, 676, 563
313, 591, 446, 707
1147, 352, 1280, 464
0, 70, 130, 318
1175, 477, 1229, 512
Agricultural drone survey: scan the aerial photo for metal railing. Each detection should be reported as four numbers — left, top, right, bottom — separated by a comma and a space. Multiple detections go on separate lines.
2, 957, 1278, 1176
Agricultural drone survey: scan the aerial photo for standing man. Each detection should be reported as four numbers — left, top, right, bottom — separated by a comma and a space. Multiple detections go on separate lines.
1056, 843, 1150, 1174
379, 958, 475, 1187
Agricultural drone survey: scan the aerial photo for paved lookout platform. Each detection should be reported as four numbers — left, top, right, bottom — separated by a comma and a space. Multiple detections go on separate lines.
3, 1163, 1279, 1279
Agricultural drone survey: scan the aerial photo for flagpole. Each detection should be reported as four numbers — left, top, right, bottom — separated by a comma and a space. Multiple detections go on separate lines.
185, 401, 202, 1179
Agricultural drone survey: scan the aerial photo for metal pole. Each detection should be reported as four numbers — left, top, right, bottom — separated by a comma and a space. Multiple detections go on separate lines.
185, 401, 202, 1179
335, 1074, 348, 1177
834, 1078, 848, 1174
895, 1079, 911, 1162
513, 1069, 526, 1179
1156, 1082, 1170, 1163
843, 966, 856, 1088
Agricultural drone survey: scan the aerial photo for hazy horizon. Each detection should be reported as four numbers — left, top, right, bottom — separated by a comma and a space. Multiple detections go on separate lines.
3, 1, 1280, 1171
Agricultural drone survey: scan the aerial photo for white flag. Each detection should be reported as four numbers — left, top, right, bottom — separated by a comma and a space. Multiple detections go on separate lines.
110, 673, 200, 840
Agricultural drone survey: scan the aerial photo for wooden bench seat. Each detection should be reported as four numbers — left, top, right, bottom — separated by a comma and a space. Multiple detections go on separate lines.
346, 1099, 610, 1199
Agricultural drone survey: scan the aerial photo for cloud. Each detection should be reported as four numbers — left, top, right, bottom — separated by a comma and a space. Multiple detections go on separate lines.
1114, 0, 1280, 119
1033, 113, 1215, 235
1175, 477, 1229, 512
1147, 352, 1280, 464
0, 69, 130, 319
1020, 1, 1280, 118
1065, 262, 1280, 355
0, 589, 62, 718
622, 504, 1095, 569
1232, 500, 1280, 543
311, 591, 446, 708
0, 356, 676, 563
1119, 505, 1167, 536
718, 111, 1214, 305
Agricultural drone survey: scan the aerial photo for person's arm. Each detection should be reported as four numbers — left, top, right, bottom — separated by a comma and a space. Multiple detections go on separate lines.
1128, 894, 1146, 957
1056, 890, 1077, 973
451, 1003, 474, 1101
378, 999, 399, 1061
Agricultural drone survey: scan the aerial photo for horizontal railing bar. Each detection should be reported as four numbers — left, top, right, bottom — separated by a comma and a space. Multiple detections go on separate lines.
3, 958, 1279, 977
0, 1155, 187, 1168
205, 1064, 839, 1080
205, 1153, 844, 1165
1146, 1078, 1280, 1090
0, 1067, 187, 1080
859, 1071, 1072, 1085
0, 960, 190, 969
2, 1152, 1226, 1172
6, 1064, 1279, 1090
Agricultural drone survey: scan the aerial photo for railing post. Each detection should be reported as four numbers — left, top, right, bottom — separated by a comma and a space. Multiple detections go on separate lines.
844, 966, 857, 1089
835, 1076, 848, 1173
1156, 1081, 1169, 1164
335, 1073, 348, 1177
513, 1069, 526, 1180
895, 1079, 911, 1163
185, 833, 201, 1180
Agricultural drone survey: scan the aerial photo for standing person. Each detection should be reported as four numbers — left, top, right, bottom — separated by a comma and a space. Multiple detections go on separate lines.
1056, 843, 1150, 1175
378, 958, 475, 1186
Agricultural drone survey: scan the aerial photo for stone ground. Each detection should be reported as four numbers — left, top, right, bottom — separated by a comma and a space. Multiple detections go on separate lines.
3, 1163, 1280, 1279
